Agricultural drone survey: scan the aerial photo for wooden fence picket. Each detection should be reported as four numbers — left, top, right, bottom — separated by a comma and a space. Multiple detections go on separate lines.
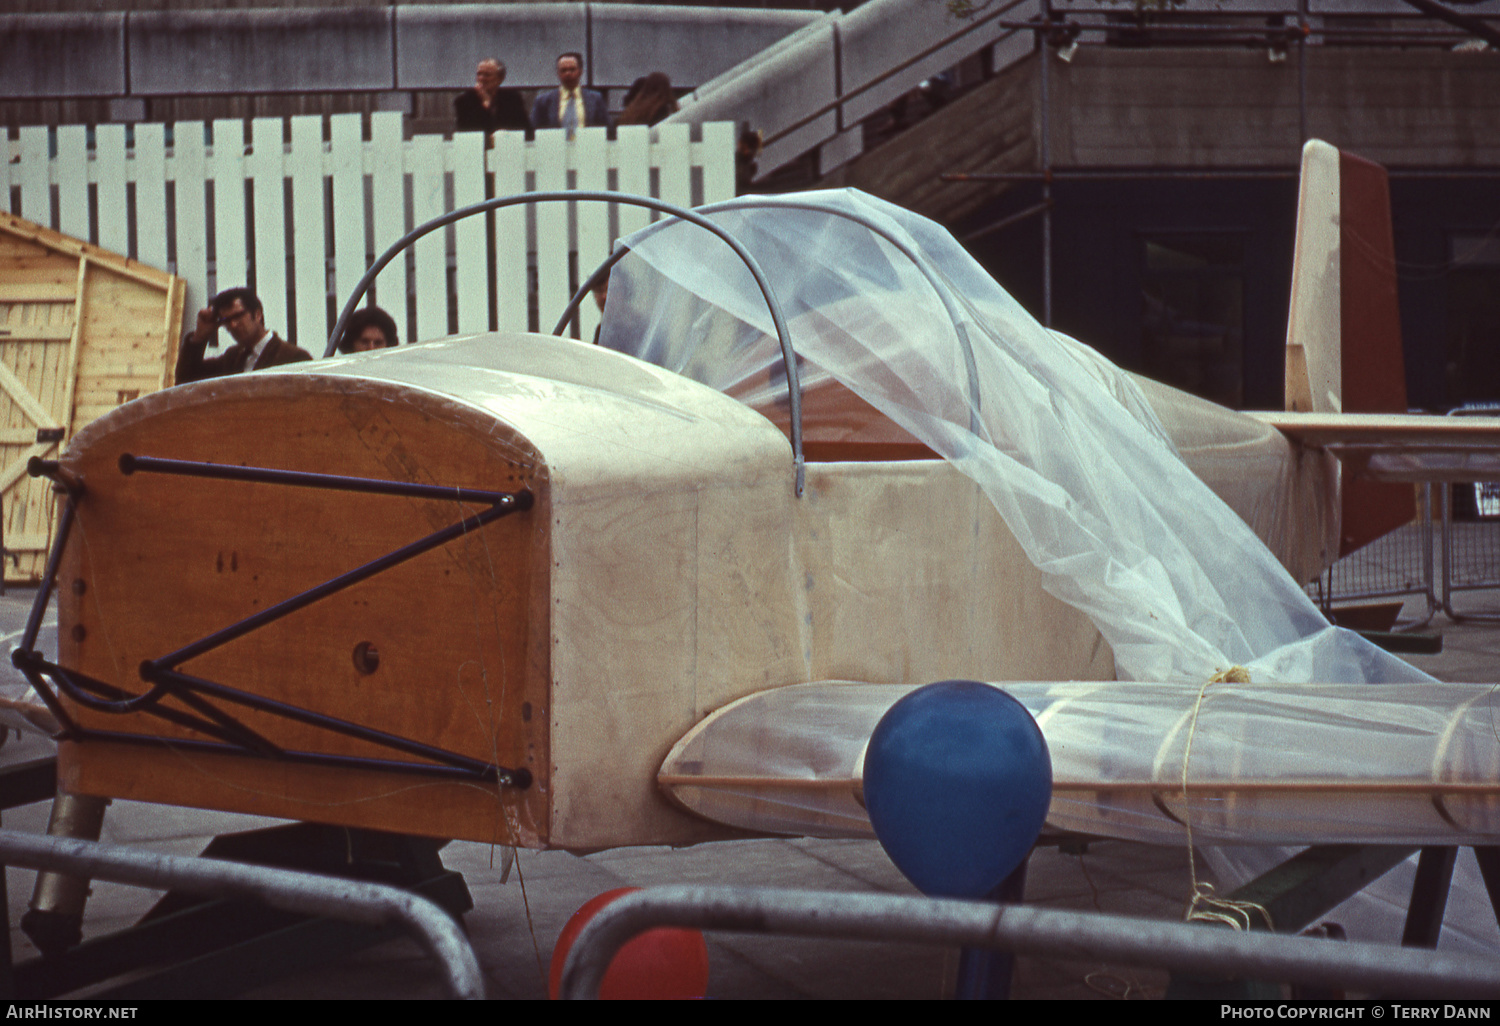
56, 126, 90, 243
289, 116, 326, 351
369, 112, 408, 342
94, 126, 130, 258
250, 118, 288, 337
329, 113, 366, 344
173, 125, 209, 320
410, 134, 447, 343
491, 131, 528, 334
18, 128, 49, 229
210, 120, 248, 300
452, 131, 488, 336
2, 116, 735, 350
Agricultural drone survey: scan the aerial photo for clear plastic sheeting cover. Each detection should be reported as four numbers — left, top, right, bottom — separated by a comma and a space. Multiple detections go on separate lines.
659, 680, 1500, 847
601, 190, 1424, 687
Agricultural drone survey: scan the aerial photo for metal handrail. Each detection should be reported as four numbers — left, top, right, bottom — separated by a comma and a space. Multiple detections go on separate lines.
558, 884, 1500, 999
0, 829, 484, 999
328, 190, 806, 497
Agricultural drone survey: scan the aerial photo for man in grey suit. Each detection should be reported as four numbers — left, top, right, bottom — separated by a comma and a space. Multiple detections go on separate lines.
530, 52, 609, 135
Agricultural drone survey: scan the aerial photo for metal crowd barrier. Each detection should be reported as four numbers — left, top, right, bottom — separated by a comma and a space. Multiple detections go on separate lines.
0, 829, 484, 1000
1440, 404, 1500, 623
556, 884, 1500, 1000
1305, 485, 1438, 628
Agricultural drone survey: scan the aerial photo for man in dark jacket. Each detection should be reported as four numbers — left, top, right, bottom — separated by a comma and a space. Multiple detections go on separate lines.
454, 59, 530, 134
530, 52, 609, 134
176, 287, 312, 383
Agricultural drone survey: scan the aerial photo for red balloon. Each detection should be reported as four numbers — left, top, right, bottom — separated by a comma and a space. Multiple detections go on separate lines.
549, 887, 710, 1000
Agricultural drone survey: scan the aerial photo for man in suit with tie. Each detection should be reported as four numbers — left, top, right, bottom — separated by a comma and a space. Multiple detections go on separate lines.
176, 287, 313, 383
530, 52, 610, 135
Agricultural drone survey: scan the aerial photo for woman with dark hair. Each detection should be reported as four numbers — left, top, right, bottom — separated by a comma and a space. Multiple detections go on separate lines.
617, 72, 679, 127
338, 306, 400, 354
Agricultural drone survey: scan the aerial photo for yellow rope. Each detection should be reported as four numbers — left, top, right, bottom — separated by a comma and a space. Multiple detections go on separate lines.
1181, 666, 1274, 932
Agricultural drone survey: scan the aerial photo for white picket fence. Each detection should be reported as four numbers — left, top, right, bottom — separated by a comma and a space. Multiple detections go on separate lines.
1, 112, 736, 351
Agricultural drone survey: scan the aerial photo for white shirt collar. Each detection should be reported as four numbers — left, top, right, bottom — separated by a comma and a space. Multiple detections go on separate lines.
245, 332, 274, 371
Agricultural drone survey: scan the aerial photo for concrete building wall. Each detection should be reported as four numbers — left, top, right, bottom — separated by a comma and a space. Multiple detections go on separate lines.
1048, 47, 1500, 169
0, 3, 821, 131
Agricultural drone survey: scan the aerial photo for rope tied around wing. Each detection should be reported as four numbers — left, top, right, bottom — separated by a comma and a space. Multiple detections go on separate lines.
1181, 665, 1275, 932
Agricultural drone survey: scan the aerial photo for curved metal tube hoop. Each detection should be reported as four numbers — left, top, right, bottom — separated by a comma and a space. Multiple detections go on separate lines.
0, 830, 485, 999
560, 885, 1500, 1000
703, 197, 984, 428
329, 191, 804, 496
564, 196, 985, 432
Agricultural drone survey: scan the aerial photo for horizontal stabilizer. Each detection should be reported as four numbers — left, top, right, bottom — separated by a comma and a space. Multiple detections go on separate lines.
1254, 411, 1500, 482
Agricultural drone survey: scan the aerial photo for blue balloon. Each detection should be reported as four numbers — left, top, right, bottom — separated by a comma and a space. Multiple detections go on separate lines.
864, 680, 1052, 899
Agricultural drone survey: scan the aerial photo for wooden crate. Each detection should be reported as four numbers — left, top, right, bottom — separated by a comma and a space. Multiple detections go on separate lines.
0, 212, 184, 583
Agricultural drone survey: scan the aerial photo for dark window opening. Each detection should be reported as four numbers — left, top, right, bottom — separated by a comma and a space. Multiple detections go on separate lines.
1140, 232, 1247, 409
1443, 231, 1500, 410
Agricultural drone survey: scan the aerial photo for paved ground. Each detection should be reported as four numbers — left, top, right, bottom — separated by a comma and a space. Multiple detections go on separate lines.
0, 538, 1496, 1000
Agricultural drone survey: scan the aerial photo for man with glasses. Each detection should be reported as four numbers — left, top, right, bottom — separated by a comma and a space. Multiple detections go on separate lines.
176, 287, 312, 383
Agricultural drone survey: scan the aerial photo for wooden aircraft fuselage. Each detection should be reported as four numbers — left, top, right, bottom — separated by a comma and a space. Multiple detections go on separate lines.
49, 329, 1334, 851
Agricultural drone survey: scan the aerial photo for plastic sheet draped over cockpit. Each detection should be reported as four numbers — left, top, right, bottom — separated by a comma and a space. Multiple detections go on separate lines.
601, 189, 1425, 687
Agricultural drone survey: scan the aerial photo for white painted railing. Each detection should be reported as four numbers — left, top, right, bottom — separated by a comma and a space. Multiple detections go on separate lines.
1, 112, 736, 350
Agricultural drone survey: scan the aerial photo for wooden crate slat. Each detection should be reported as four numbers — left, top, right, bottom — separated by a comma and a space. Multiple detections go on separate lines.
1, 211, 184, 582
0, 284, 78, 303
0, 323, 74, 341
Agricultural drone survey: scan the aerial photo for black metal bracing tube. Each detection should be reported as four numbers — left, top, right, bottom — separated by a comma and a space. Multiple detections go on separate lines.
17, 653, 264, 747
119, 454, 518, 507
326, 190, 806, 496
141, 666, 521, 784
72, 729, 517, 786
148, 493, 528, 671
10, 654, 80, 739
20, 495, 76, 656
140, 678, 286, 758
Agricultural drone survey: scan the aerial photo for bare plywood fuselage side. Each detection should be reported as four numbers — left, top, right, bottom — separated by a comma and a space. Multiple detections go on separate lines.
49, 335, 1124, 849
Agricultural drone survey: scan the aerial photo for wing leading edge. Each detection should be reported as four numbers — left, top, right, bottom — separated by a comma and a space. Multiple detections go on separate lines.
658, 679, 1500, 848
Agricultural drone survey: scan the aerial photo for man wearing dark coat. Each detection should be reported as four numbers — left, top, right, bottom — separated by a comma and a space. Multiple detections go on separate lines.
176, 287, 313, 383
454, 59, 530, 134
530, 52, 609, 133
